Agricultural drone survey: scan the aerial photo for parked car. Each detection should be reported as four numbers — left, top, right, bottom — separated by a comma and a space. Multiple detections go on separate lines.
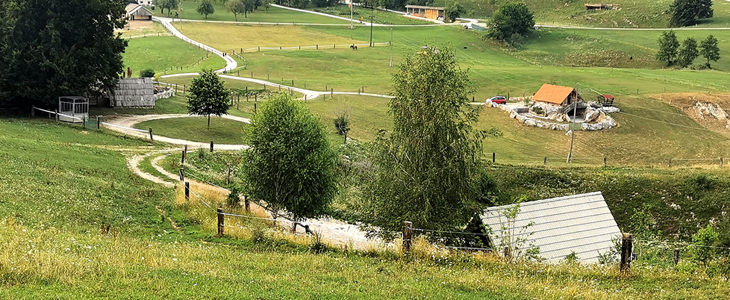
488, 96, 507, 104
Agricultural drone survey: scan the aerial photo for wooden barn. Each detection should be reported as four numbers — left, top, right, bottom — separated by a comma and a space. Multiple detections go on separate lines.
405, 5, 445, 20
125, 4, 153, 21
533, 84, 583, 107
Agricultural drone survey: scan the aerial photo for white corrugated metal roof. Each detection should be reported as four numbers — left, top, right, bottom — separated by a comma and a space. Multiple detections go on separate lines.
480, 192, 621, 263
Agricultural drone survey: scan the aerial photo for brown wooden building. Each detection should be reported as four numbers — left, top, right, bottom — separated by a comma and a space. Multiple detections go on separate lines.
405, 5, 445, 20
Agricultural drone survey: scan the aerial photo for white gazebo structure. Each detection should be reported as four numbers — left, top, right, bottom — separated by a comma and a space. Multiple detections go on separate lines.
58, 96, 89, 123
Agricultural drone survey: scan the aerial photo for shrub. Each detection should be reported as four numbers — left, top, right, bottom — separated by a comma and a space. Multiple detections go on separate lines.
140, 68, 155, 78
531, 106, 544, 115
689, 225, 720, 264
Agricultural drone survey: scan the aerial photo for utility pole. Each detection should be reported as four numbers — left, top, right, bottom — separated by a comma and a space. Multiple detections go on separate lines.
369, 15, 374, 47
566, 82, 579, 163
387, 28, 393, 66
349, 0, 353, 29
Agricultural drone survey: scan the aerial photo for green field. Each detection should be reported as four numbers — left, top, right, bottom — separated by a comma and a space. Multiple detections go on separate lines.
154, 1, 349, 24
123, 36, 225, 76
433, 0, 730, 28
134, 116, 249, 145
174, 23, 730, 100
312, 5, 432, 25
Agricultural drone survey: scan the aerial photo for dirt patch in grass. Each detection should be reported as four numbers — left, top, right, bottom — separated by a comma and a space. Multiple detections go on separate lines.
655, 93, 730, 138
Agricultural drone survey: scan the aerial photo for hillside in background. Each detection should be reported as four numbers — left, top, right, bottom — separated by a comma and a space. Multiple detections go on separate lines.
432, 0, 730, 28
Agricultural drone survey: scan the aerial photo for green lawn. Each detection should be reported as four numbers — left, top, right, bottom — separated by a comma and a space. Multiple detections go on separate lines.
134, 116, 249, 145
312, 5, 432, 25
154, 1, 349, 24
123, 36, 225, 76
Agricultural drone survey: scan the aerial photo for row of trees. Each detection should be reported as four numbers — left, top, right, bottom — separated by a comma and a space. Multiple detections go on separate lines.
657, 31, 720, 69
0, 0, 127, 109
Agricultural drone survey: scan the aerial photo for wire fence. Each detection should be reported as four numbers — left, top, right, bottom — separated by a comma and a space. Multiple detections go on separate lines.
233, 42, 390, 54
484, 152, 727, 168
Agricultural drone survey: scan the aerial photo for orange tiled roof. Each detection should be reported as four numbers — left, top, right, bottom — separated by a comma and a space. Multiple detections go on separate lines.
533, 84, 575, 105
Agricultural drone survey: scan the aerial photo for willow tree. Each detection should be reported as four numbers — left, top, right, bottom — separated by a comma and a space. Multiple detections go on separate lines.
365, 46, 498, 235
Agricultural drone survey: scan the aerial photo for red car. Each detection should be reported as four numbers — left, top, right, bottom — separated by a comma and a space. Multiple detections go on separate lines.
488, 96, 507, 104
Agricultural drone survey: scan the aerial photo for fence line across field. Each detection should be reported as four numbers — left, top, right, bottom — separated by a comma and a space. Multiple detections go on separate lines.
238, 42, 389, 53
634, 238, 730, 251
410, 227, 490, 237
33, 106, 83, 122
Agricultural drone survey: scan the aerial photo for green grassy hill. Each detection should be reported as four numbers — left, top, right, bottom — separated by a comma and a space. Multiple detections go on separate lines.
2, 118, 730, 298
433, 0, 730, 28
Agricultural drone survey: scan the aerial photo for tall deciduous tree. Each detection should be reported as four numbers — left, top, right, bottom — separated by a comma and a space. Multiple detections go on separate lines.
197, 0, 215, 20
670, 0, 713, 27
364, 46, 498, 235
656, 30, 680, 66
240, 94, 337, 222
154, 0, 179, 16
186, 69, 231, 129
699, 35, 720, 69
444, 2, 465, 23
486, 2, 534, 44
0, 0, 127, 108
677, 37, 699, 68
225, 0, 245, 21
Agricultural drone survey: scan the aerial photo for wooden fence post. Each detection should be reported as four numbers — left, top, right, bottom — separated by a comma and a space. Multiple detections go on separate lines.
96, 116, 100, 130
217, 208, 225, 236
720, 157, 723, 167
603, 156, 607, 166
82, 117, 86, 128
55, 109, 59, 121
620, 233, 634, 273
185, 182, 190, 200
492, 152, 496, 163
673, 248, 680, 265
331, 88, 333, 97
669, 158, 672, 168
544, 157, 547, 165
31, 106, 35, 117
179, 167, 184, 181
244, 195, 250, 212
210, 141, 214, 152
148, 128, 153, 141
503, 246, 511, 260
402, 221, 412, 254
182, 145, 187, 164
254, 103, 257, 113
226, 164, 231, 185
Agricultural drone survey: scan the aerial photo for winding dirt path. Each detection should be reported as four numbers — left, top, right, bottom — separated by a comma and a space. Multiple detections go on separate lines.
125, 149, 379, 250
103, 114, 250, 150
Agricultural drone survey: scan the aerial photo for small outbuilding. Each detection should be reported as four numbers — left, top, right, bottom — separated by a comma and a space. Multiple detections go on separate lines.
125, 4, 153, 21
405, 5, 445, 20
58, 96, 89, 123
481, 192, 622, 263
533, 83, 583, 107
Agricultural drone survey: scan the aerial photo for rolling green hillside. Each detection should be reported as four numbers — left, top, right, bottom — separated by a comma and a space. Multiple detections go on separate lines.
433, 0, 730, 28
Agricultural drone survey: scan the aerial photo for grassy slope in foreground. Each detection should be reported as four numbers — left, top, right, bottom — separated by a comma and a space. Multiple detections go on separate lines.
155, 1, 349, 24
1, 119, 729, 299
134, 116, 249, 145
123, 36, 225, 76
